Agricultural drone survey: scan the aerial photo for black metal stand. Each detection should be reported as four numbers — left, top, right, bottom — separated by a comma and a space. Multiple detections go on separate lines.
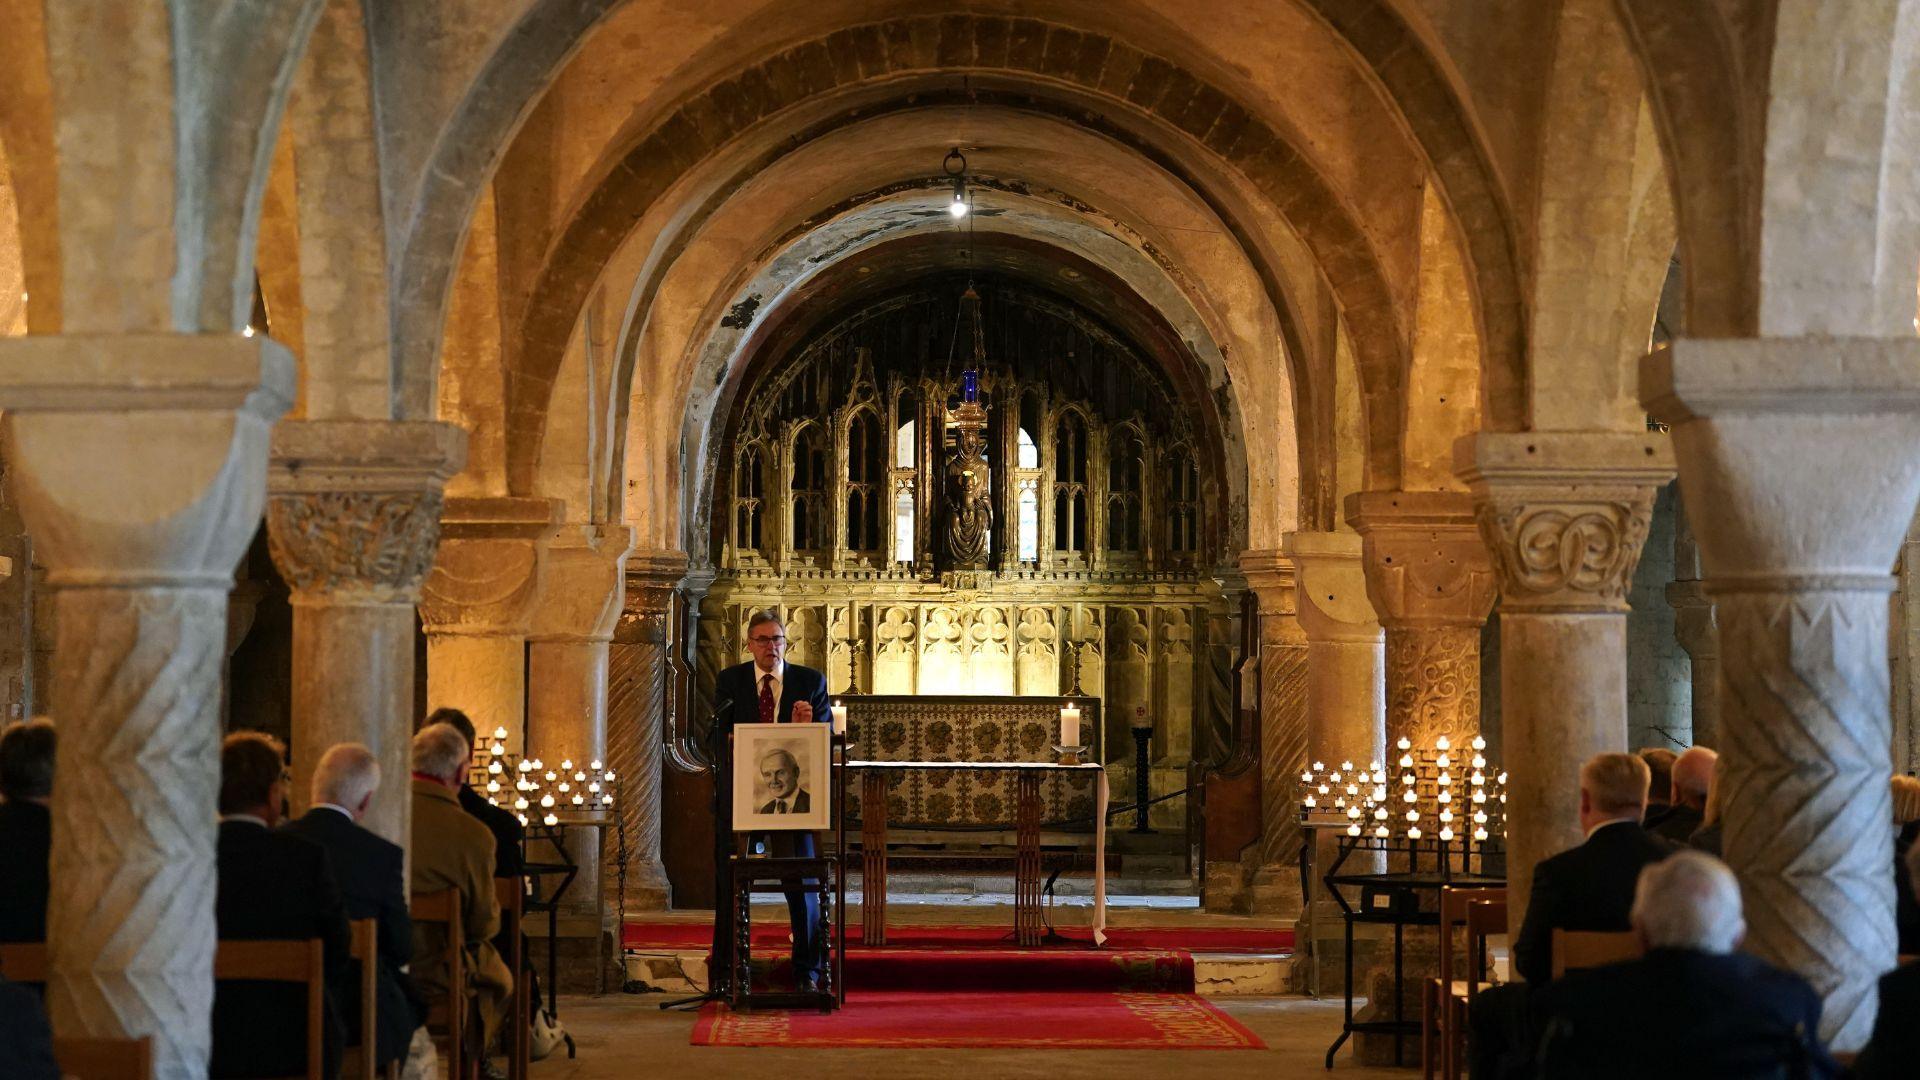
1130, 728, 1152, 833
660, 698, 737, 1012
520, 827, 579, 1019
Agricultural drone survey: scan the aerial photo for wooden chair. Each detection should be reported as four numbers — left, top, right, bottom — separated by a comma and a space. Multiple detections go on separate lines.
52, 1035, 153, 1080
347, 919, 401, 1080
494, 877, 528, 1080
1421, 887, 1503, 1080
212, 937, 326, 1080
0, 940, 49, 983
411, 889, 469, 1080
1550, 929, 1644, 979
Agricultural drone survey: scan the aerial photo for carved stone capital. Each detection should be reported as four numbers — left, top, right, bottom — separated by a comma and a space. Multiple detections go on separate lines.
529, 524, 635, 643
1345, 490, 1496, 629
418, 496, 560, 636
0, 333, 294, 586
1280, 531, 1381, 645
1454, 432, 1673, 613
266, 420, 466, 603
615, 550, 687, 645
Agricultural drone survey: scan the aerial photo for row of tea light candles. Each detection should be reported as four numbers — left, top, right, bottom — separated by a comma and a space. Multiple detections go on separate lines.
477, 726, 617, 827
1300, 733, 1508, 843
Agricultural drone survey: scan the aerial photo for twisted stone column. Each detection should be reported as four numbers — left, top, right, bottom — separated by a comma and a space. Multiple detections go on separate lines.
527, 524, 633, 934
1240, 550, 1309, 916
267, 420, 465, 845
0, 333, 292, 1077
1456, 431, 1672, 938
607, 551, 684, 910
418, 496, 559, 753
1346, 492, 1497, 750
1645, 338, 1920, 1049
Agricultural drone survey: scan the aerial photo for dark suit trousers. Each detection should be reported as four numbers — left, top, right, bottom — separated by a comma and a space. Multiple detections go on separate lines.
1469, 981, 1534, 1080
754, 830, 825, 983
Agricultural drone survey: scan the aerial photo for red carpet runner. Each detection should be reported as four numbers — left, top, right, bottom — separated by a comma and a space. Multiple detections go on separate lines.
636, 920, 1286, 1050
692, 989, 1264, 1049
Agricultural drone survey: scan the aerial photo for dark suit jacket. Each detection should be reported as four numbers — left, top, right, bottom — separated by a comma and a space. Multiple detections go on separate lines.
1852, 961, 1920, 1079
1513, 820, 1671, 985
0, 799, 50, 943
211, 819, 352, 1080
0, 977, 57, 1080
1896, 821, 1919, 954
458, 784, 525, 879
1643, 802, 1704, 845
282, 808, 422, 1068
758, 788, 813, 815
1534, 948, 1836, 1079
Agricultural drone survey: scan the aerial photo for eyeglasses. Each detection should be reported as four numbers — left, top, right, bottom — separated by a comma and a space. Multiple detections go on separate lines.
749, 635, 786, 645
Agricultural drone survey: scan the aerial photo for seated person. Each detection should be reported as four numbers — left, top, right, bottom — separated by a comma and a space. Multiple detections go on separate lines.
283, 743, 425, 1072
1854, 836, 1920, 1078
423, 708, 524, 878
0, 977, 57, 1080
1636, 746, 1677, 819
211, 732, 351, 1080
409, 723, 512, 1057
1534, 850, 1835, 1078
1687, 759, 1725, 857
1471, 751, 1672, 1079
1644, 745, 1714, 844
0, 719, 54, 943
1891, 775, 1920, 954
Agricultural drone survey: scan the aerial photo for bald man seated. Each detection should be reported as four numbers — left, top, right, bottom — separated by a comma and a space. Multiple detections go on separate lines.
1643, 745, 1715, 845
1533, 851, 1835, 1078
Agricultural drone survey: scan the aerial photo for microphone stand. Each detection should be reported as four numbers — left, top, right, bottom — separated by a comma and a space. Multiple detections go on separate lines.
660, 696, 735, 1011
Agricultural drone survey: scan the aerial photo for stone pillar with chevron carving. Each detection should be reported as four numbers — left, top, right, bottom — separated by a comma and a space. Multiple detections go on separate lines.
609, 551, 684, 911
1455, 430, 1673, 942
1346, 491, 1497, 750
1645, 338, 1920, 1050
0, 333, 292, 1075
1238, 550, 1309, 917
267, 420, 466, 846
526, 523, 633, 982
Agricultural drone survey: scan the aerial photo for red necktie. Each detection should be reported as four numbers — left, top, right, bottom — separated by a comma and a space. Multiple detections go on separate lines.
759, 674, 775, 723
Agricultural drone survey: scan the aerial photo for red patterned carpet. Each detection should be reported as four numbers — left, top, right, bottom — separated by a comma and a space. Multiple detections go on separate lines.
643, 919, 1284, 1049
691, 989, 1264, 1049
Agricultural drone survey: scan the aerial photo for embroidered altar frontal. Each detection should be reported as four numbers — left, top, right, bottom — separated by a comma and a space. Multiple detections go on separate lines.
843, 695, 1101, 829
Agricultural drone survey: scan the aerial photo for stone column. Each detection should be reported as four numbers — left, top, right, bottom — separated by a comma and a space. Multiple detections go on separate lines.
0, 333, 292, 1075
607, 550, 685, 911
1897, 509, 1920, 774
1346, 491, 1498, 749
266, 420, 465, 844
417, 496, 558, 753
526, 524, 632, 968
1665, 494, 1721, 747
1240, 550, 1309, 917
1644, 338, 1920, 1049
1455, 431, 1673, 937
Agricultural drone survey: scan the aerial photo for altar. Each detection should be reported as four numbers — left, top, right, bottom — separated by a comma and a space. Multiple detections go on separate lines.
840, 695, 1109, 945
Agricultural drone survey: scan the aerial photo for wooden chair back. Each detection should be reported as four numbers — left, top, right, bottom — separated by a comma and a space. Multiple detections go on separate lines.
1550, 929, 1644, 979
411, 888, 465, 1079
1436, 887, 1503, 992
212, 937, 326, 1080
494, 877, 528, 1080
52, 1035, 153, 1080
1463, 899, 1509, 1001
0, 940, 49, 983
347, 918, 400, 1080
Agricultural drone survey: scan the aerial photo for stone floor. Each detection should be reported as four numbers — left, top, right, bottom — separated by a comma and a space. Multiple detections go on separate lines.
524, 992, 1412, 1079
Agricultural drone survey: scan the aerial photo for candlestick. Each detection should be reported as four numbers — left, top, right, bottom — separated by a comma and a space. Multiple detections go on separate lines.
830, 702, 848, 736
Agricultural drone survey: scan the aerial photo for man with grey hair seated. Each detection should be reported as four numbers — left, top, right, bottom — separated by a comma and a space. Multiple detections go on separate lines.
409, 722, 512, 1068
1854, 837, 1920, 1078
1533, 850, 1834, 1078
284, 743, 425, 1072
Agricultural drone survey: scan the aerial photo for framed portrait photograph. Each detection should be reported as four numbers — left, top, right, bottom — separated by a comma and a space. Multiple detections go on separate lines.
732, 722, 832, 831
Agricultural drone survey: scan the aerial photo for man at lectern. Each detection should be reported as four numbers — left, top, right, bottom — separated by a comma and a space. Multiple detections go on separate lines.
715, 610, 833, 990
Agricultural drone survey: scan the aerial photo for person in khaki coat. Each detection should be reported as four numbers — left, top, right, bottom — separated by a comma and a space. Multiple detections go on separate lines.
409, 723, 513, 1053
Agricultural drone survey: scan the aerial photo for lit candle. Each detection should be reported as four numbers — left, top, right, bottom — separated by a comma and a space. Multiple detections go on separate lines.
493, 726, 508, 741
1439, 827, 1454, 842
1347, 824, 1361, 837
605, 770, 617, 782
1396, 737, 1411, 751
1061, 703, 1082, 747
1408, 826, 1422, 840
831, 702, 848, 735
1435, 735, 1451, 752
1470, 735, 1486, 752
590, 759, 603, 771
543, 812, 558, 827
1374, 825, 1389, 839
1304, 794, 1317, 808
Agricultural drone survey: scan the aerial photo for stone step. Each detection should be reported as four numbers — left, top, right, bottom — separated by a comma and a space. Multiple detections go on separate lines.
621, 949, 1293, 998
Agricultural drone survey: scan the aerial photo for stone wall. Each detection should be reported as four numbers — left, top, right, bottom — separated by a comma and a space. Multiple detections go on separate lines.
1627, 484, 1691, 749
